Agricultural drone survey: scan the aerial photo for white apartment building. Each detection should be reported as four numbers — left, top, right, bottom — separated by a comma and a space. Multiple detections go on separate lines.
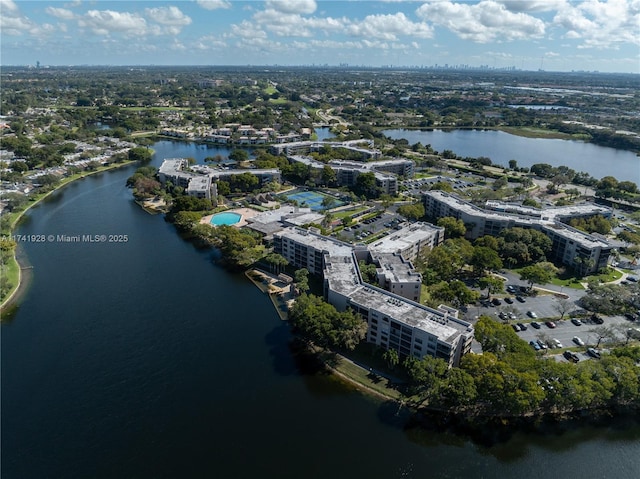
423, 190, 613, 275
272, 225, 473, 366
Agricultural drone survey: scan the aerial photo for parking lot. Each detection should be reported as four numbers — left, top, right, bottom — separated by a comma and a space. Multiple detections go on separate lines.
341, 211, 405, 243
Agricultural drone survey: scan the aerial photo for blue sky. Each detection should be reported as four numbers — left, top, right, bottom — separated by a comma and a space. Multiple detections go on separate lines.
1, 0, 638, 72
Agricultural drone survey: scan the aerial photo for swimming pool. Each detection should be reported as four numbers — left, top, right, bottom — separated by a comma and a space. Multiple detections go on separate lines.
210, 211, 242, 226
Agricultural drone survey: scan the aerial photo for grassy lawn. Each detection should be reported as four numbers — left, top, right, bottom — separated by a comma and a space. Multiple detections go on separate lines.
333, 206, 368, 220
547, 276, 587, 289
544, 267, 622, 289
499, 126, 576, 140
328, 343, 405, 400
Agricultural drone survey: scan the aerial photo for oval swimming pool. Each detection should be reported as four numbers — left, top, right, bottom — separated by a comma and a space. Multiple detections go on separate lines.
210, 211, 242, 226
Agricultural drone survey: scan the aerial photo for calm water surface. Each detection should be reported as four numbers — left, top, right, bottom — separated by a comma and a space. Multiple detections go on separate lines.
2, 140, 640, 478
383, 129, 640, 184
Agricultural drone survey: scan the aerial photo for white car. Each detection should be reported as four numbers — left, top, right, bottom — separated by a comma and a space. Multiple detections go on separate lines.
572, 336, 585, 346
552, 338, 563, 348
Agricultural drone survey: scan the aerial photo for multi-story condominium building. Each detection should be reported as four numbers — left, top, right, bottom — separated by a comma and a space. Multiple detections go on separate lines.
269, 140, 382, 159
368, 222, 445, 262
158, 159, 215, 199
272, 226, 473, 366
287, 154, 414, 197
423, 190, 613, 275
158, 160, 280, 200
371, 252, 422, 302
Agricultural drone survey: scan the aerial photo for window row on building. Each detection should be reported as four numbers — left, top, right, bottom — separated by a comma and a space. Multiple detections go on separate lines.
273, 224, 473, 367
423, 190, 613, 275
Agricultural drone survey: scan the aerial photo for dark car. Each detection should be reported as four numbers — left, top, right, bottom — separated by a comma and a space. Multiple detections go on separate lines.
536, 339, 548, 350
516, 296, 526, 303
587, 348, 601, 359
591, 315, 604, 324
511, 324, 520, 332
563, 350, 579, 363
530, 321, 541, 329
516, 322, 527, 331
504, 297, 514, 304
491, 298, 502, 306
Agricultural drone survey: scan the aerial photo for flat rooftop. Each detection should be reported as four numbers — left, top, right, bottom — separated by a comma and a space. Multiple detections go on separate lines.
369, 222, 442, 255
348, 286, 469, 343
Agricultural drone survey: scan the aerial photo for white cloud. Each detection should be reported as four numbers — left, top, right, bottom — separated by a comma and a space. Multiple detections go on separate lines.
251, 9, 347, 37
0, 0, 57, 41
145, 6, 192, 27
194, 34, 227, 50
46, 7, 76, 20
78, 10, 147, 36
553, 0, 640, 48
228, 20, 268, 39
196, 0, 231, 10
347, 12, 433, 40
0, 0, 19, 14
497, 0, 567, 12
265, 0, 317, 15
416, 0, 545, 43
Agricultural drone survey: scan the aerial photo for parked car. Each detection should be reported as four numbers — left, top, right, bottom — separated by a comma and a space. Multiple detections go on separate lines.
516, 296, 526, 303
545, 321, 556, 329
529, 340, 541, 351
491, 298, 502, 306
587, 348, 601, 359
527, 311, 538, 318
552, 338, 563, 348
571, 318, 582, 326
572, 336, 585, 346
516, 322, 527, 330
531, 321, 541, 329
512, 324, 520, 332
563, 350, 580, 363
591, 314, 604, 324
504, 297, 513, 304
536, 339, 548, 350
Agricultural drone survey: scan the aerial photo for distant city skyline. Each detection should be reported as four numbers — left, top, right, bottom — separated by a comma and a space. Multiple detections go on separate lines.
1, 0, 638, 73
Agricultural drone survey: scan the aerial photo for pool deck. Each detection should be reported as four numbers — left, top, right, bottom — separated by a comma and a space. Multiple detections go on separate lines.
200, 207, 260, 227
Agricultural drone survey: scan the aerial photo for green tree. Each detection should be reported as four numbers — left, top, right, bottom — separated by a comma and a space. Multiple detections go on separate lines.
354, 172, 380, 199
436, 216, 466, 239
397, 202, 425, 221
519, 262, 557, 291
229, 149, 249, 162
264, 252, 289, 274
478, 276, 504, 300
293, 268, 310, 293
128, 147, 152, 162
470, 246, 503, 276
383, 349, 400, 370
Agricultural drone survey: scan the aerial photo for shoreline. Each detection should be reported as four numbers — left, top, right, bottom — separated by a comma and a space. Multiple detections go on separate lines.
247, 268, 640, 436
0, 159, 138, 313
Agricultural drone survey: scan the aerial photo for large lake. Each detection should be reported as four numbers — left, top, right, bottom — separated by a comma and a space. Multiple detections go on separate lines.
2, 140, 640, 478
383, 129, 640, 184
